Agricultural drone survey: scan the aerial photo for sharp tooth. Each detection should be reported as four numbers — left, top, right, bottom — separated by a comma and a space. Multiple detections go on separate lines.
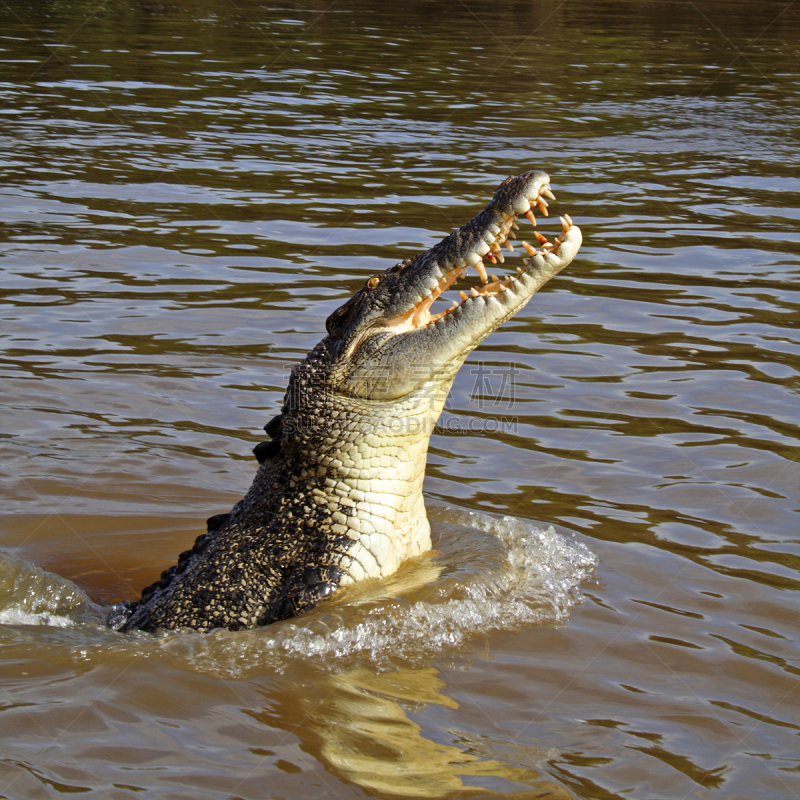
541, 187, 556, 200
521, 240, 536, 256
460, 291, 468, 302
486, 251, 497, 264
525, 209, 536, 225
474, 260, 488, 283
494, 248, 505, 263
564, 213, 573, 226
512, 221, 520, 230
490, 274, 499, 283
536, 199, 549, 217
470, 286, 480, 297
535, 232, 549, 245
508, 231, 517, 239
516, 266, 522, 273
560, 216, 569, 233
505, 241, 514, 252
451, 300, 458, 309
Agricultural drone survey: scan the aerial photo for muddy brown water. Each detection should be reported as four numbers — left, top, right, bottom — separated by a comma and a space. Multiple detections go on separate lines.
1, 1, 799, 798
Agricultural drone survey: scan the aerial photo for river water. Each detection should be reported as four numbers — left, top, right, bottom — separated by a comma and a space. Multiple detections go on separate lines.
1, 1, 799, 798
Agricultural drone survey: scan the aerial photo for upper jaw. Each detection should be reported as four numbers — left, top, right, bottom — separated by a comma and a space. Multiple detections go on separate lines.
382, 170, 582, 335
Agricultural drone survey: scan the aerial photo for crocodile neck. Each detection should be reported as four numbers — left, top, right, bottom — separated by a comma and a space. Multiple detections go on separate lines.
230, 379, 442, 583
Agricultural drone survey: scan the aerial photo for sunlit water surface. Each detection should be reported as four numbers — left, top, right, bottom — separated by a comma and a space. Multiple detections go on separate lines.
1, 1, 799, 798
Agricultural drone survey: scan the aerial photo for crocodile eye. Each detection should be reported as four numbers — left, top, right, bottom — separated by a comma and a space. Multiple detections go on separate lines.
367, 276, 381, 289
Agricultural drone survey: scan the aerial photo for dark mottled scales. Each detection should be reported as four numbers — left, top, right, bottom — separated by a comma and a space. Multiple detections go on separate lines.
121, 455, 354, 631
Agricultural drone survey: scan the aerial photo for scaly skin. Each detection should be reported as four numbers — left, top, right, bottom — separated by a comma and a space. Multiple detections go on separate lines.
116, 171, 582, 632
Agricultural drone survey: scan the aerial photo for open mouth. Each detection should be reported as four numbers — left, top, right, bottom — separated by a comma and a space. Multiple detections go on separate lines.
385, 177, 578, 333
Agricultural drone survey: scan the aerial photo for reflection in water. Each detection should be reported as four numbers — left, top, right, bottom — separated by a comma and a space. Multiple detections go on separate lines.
253, 665, 574, 799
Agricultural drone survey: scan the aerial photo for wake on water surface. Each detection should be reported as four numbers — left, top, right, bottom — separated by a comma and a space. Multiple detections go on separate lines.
0, 506, 597, 673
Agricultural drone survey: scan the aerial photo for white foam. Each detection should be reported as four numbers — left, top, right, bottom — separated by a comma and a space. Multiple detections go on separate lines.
282, 512, 595, 662
0, 605, 75, 628
162, 507, 598, 676
0, 510, 598, 671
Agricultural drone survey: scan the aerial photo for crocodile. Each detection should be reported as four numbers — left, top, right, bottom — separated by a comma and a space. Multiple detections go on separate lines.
116, 170, 582, 632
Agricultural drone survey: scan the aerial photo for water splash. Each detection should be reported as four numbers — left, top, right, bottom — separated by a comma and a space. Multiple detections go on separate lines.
162, 506, 598, 675
0, 551, 92, 628
1, 508, 597, 674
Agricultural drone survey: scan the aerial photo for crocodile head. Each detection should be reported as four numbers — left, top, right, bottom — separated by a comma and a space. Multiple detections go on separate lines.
311, 170, 582, 409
